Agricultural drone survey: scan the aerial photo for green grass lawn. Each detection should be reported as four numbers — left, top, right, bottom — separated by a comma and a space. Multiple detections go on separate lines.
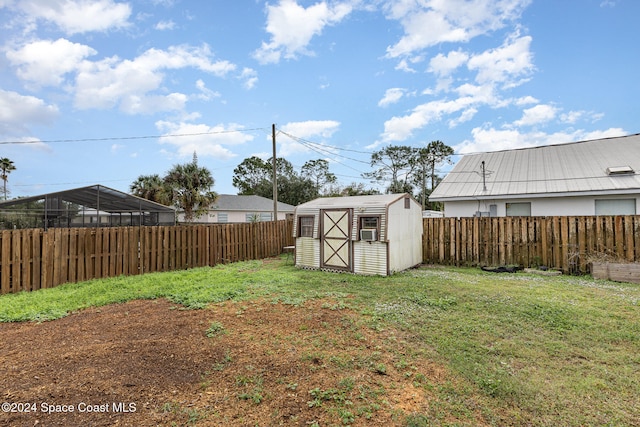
1, 258, 638, 426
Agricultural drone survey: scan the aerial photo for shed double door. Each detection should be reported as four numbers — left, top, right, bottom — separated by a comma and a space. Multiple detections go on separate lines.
320, 208, 352, 272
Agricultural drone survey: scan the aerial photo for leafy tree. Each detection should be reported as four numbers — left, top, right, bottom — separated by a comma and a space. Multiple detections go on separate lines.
301, 159, 336, 197
164, 157, 217, 222
0, 157, 16, 200
414, 141, 454, 209
274, 175, 316, 206
362, 145, 417, 194
130, 174, 169, 204
233, 156, 326, 205
326, 182, 381, 197
232, 156, 271, 195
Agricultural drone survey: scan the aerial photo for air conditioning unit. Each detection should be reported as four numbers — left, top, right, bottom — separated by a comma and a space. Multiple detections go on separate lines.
360, 229, 377, 241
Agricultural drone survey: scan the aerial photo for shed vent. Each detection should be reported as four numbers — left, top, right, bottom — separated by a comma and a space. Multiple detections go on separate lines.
606, 166, 635, 176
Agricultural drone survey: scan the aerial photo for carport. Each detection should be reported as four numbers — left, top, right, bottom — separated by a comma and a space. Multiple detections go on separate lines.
0, 184, 175, 229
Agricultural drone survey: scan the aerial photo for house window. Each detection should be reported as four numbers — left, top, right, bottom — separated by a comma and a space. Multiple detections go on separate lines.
506, 202, 531, 217
298, 216, 314, 237
246, 212, 273, 222
359, 216, 380, 241
595, 199, 636, 215
404, 197, 410, 209
218, 213, 228, 223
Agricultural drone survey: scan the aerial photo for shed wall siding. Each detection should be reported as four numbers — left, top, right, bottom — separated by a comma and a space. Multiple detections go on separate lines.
295, 237, 320, 268
353, 242, 387, 275
387, 198, 423, 271
352, 206, 388, 241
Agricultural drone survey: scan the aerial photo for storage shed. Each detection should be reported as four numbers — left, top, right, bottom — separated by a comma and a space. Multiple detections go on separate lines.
292, 193, 423, 276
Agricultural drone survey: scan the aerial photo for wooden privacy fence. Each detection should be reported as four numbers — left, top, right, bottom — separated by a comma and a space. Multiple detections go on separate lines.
1, 220, 293, 294
423, 216, 640, 273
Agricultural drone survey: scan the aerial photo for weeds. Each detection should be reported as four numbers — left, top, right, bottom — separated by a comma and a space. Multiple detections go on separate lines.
1, 259, 638, 426
205, 321, 225, 337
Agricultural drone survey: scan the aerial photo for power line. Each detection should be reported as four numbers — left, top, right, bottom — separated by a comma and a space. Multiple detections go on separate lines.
277, 130, 371, 162
277, 130, 371, 168
0, 127, 270, 145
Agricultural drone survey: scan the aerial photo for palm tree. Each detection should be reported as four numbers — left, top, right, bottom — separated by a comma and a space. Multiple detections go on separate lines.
130, 174, 169, 204
164, 158, 217, 222
0, 158, 16, 200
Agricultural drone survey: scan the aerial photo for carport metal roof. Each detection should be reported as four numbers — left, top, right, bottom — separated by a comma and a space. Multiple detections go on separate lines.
0, 184, 175, 214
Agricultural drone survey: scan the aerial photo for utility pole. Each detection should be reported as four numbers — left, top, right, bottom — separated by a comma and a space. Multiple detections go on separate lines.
272, 124, 278, 221
481, 161, 487, 192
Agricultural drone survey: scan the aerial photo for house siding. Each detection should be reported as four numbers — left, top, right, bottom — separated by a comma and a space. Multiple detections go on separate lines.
443, 195, 640, 217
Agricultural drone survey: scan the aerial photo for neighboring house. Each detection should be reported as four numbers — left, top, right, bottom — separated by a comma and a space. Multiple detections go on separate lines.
178, 194, 295, 223
292, 193, 423, 276
429, 133, 640, 217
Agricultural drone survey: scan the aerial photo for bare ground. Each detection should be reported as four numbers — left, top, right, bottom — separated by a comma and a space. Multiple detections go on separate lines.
0, 296, 488, 426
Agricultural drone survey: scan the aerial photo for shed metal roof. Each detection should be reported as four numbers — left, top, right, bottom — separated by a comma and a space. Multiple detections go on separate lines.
0, 184, 175, 213
296, 193, 412, 210
430, 133, 640, 201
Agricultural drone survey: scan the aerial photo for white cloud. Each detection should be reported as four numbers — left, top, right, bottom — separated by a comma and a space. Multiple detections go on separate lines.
448, 107, 478, 128
155, 121, 254, 160
380, 97, 476, 142
378, 88, 405, 107
239, 68, 258, 90
73, 44, 236, 113
155, 20, 176, 30
428, 49, 469, 76
120, 93, 188, 115
395, 59, 417, 73
253, 0, 353, 64
6, 38, 96, 87
0, 89, 59, 137
467, 33, 534, 88
385, 0, 532, 58
513, 104, 558, 127
280, 120, 340, 138
455, 126, 628, 154
16, 0, 132, 34
194, 79, 220, 101
379, 29, 535, 144
515, 95, 538, 106
560, 110, 604, 124
278, 120, 341, 156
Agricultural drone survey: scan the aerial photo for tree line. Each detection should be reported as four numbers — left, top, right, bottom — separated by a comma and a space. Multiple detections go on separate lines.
130, 141, 454, 221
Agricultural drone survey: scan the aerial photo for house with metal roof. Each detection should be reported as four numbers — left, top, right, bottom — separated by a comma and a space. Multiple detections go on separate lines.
179, 194, 295, 223
292, 193, 423, 276
0, 184, 175, 229
429, 133, 640, 217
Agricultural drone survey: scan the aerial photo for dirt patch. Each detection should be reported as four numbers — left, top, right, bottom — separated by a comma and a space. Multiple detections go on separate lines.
0, 298, 485, 426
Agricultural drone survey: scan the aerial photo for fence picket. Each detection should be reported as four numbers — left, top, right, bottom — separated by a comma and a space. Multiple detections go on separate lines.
5, 217, 640, 295
422, 216, 640, 273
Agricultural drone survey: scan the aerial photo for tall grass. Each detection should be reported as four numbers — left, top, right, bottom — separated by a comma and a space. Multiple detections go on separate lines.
1, 258, 638, 425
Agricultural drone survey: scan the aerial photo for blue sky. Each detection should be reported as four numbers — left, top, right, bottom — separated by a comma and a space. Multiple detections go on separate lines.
1, 0, 639, 199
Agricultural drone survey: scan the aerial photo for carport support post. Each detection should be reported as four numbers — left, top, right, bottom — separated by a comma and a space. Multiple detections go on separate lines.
272, 124, 278, 222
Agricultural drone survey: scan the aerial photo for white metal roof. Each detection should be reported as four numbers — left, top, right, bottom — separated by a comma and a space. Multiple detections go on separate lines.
296, 193, 412, 210
430, 133, 640, 201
